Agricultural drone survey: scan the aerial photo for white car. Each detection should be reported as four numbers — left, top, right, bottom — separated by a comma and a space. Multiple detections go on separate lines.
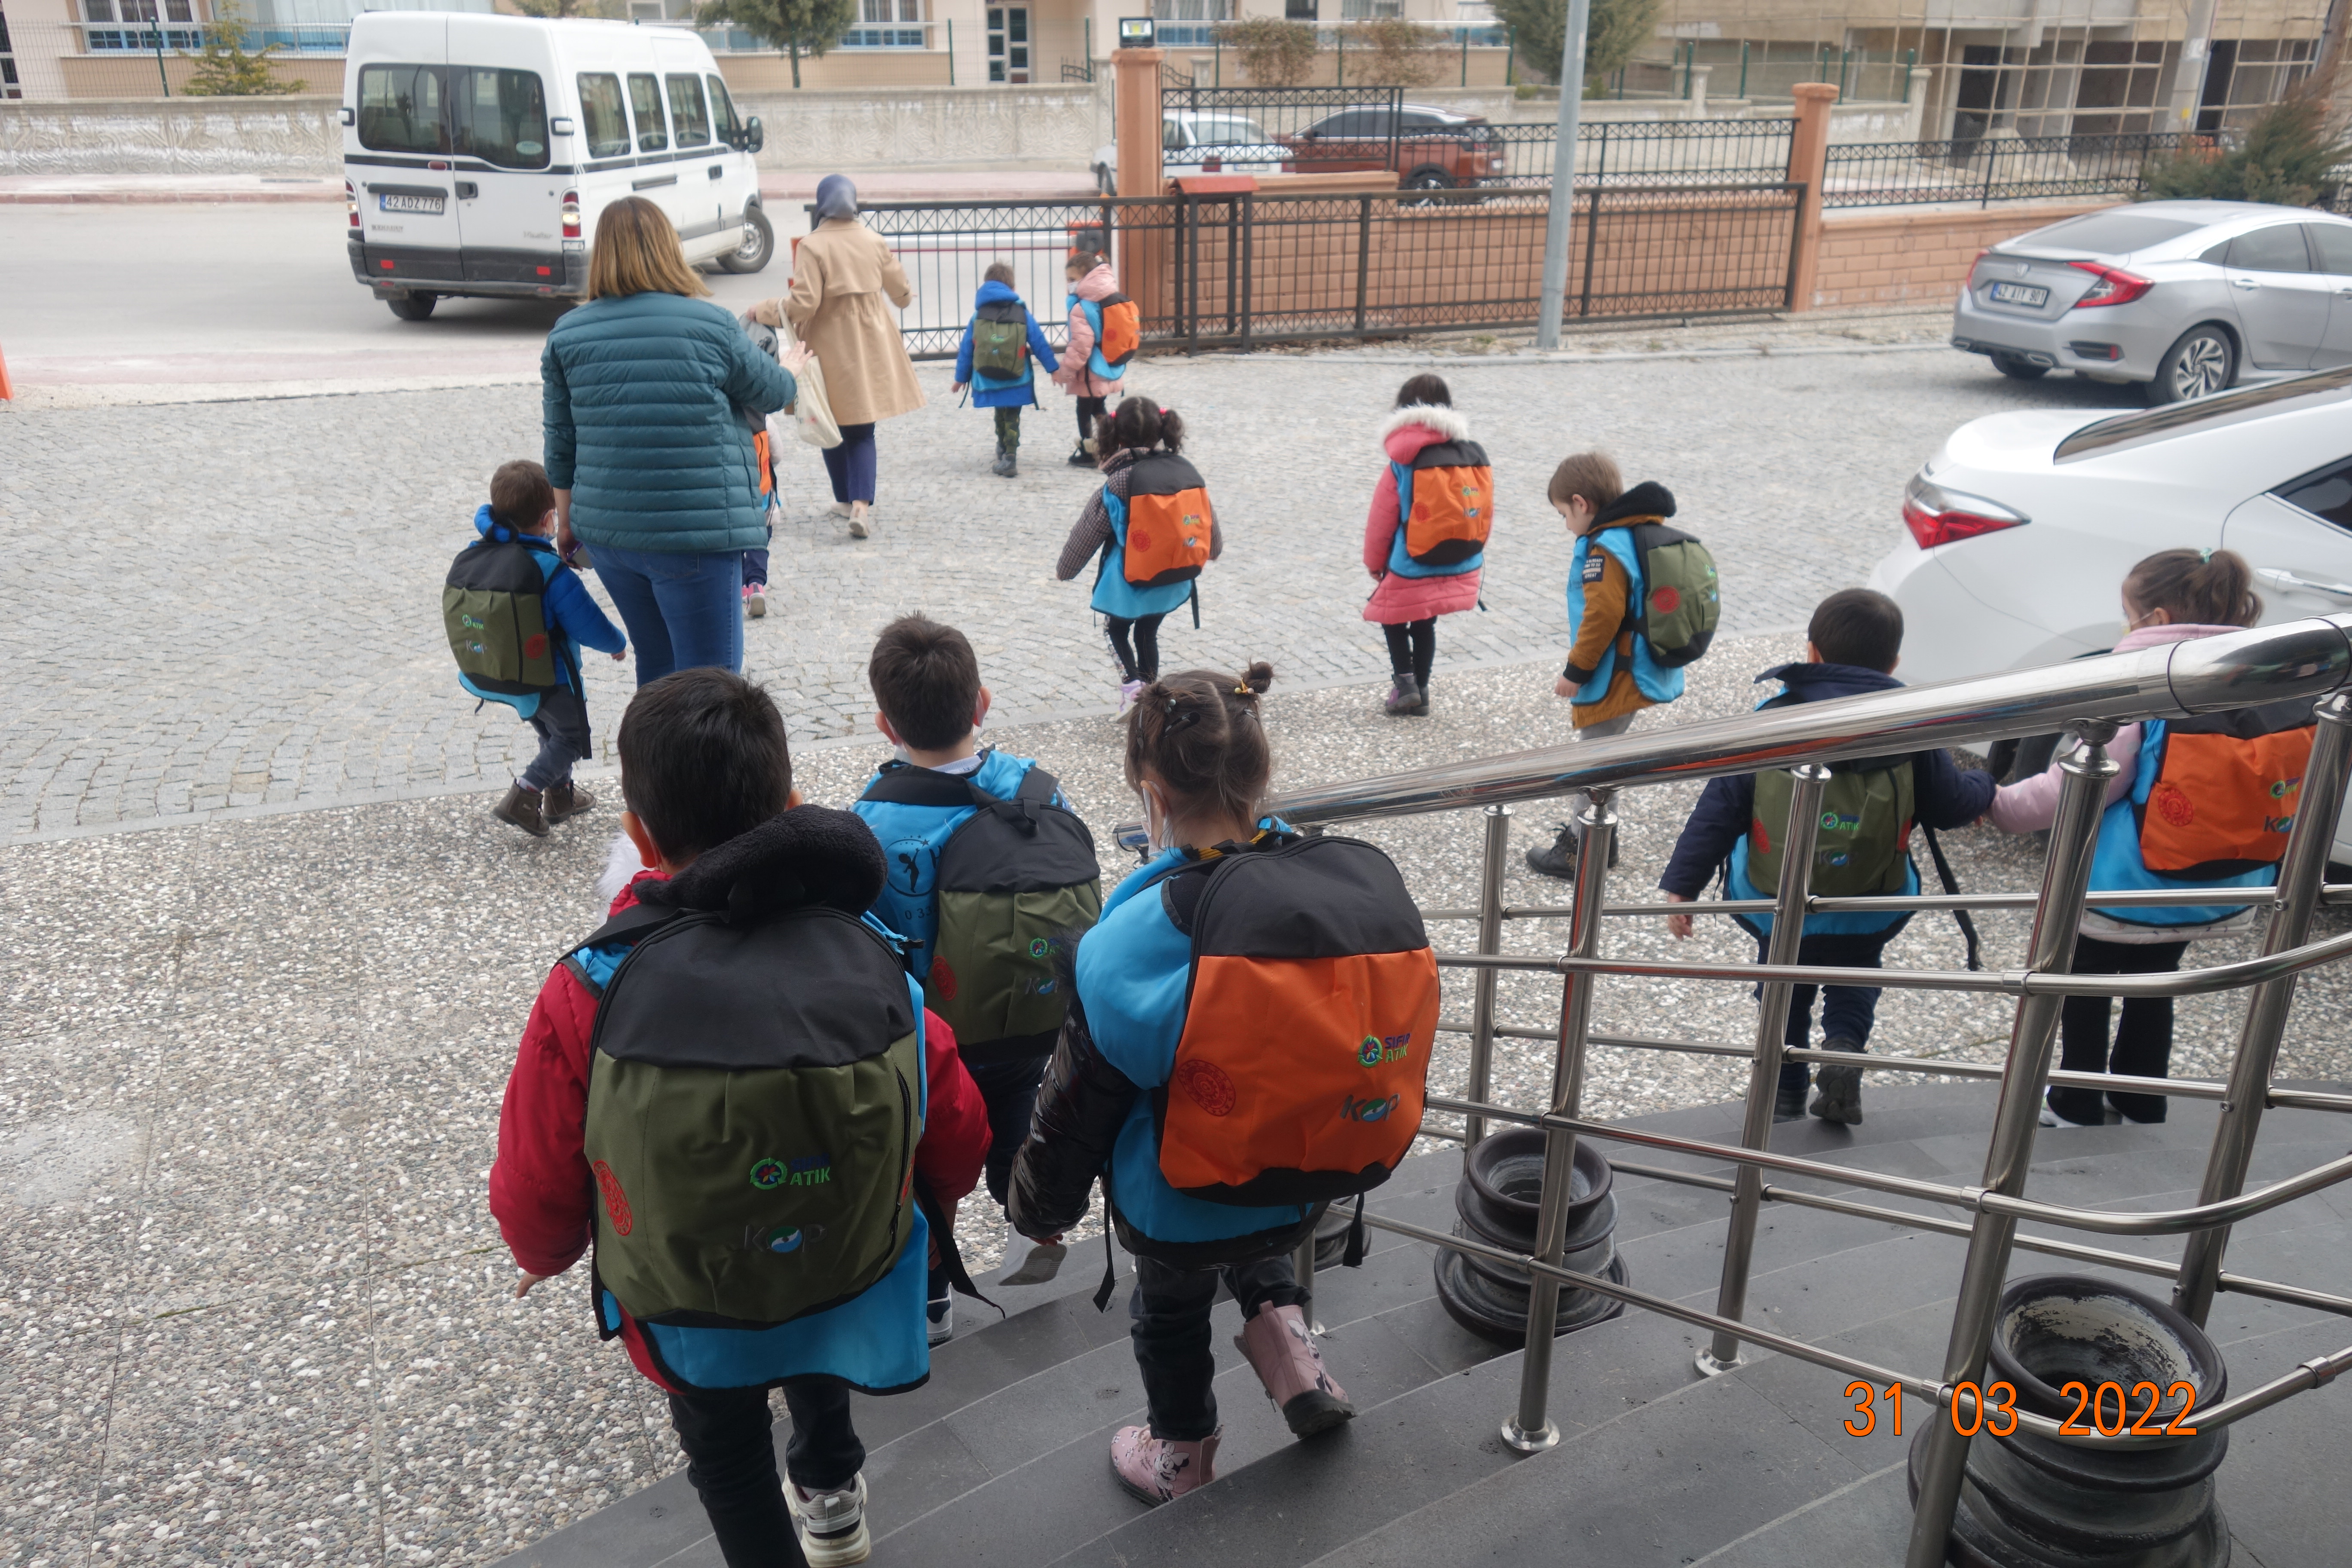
1093, 111, 1288, 195
1869, 365, 2352, 852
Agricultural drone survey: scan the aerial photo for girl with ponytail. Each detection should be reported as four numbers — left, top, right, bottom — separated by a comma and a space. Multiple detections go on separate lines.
1054, 396, 1227, 708
1987, 547, 2297, 1129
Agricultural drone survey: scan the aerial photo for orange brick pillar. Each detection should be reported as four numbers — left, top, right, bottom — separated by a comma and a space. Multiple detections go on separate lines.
1785, 83, 1836, 312
1111, 45, 1170, 336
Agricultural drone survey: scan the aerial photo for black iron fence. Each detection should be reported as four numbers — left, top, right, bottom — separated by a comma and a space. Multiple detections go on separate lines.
1822, 130, 2206, 208
1482, 116, 1798, 190
840, 182, 1803, 360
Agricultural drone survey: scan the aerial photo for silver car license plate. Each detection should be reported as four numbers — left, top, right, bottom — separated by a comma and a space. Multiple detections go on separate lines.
380, 191, 445, 215
1987, 281, 2048, 308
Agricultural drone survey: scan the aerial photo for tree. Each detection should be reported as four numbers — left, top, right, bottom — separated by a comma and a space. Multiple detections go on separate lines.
1342, 19, 1444, 89
180, 0, 303, 96
698, 0, 857, 88
1216, 17, 1317, 89
2141, 95, 2352, 207
513, 0, 626, 18
1485, 0, 1665, 93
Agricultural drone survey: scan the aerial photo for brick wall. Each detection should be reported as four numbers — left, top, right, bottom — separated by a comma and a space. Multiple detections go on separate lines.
1809, 200, 2116, 310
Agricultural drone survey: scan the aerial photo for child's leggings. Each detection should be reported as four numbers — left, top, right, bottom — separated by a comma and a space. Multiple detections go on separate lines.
1105, 613, 1165, 684
1381, 619, 1436, 687
1076, 396, 1108, 443
994, 406, 1022, 452
1130, 1253, 1304, 1441
2052, 934, 2190, 1124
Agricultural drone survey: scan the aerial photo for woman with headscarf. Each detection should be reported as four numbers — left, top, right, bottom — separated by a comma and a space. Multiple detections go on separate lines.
751, 175, 925, 540
545, 196, 802, 681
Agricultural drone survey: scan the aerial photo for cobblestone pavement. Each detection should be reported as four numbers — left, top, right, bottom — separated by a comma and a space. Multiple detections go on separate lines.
0, 329, 2155, 841
9, 633, 2352, 1567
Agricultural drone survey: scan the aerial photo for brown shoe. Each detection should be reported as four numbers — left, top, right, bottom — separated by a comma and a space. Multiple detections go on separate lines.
542, 780, 596, 824
493, 782, 549, 837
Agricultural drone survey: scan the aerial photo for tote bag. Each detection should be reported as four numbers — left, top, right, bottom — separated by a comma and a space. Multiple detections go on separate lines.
775, 312, 842, 451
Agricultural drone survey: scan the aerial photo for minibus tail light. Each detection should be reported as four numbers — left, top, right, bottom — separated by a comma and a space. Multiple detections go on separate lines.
562, 190, 582, 239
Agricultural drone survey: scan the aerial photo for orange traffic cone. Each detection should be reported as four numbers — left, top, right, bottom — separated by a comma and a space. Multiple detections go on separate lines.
0, 341, 12, 400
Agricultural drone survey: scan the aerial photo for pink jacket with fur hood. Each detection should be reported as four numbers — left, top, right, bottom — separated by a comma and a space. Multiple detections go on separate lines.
1362, 404, 1485, 625
1050, 263, 1128, 401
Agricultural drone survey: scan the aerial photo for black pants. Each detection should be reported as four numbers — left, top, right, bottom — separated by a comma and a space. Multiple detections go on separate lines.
965, 1052, 1050, 1207
1076, 396, 1108, 443
666, 1380, 863, 1568
993, 405, 1022, 452
1746, 925, 1899, 1095
520, 683, 592, 792
1130, 1251, 1304, 1442
2051, 933, 2190, 1125
1105, 613, 1165, 684
1381, 619, 1436, 687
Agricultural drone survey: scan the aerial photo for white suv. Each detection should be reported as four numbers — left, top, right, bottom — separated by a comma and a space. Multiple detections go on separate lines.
1093, 111, 1287, 195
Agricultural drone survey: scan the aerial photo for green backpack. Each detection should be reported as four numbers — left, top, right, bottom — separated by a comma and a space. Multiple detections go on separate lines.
575, 902, 922, 1329
860, 765, 1102, 1062
1747, 760, 1916, 899
971, 301, 1030, 381
444, 539, 557, 695
1629, 522, 1721, 669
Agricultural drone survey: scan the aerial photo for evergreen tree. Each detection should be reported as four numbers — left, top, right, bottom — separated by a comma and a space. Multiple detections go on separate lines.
697, 0, 858, 88
180, 0, 303, 96
1486, 0, 1664, 93
2142, 96, 2352, 208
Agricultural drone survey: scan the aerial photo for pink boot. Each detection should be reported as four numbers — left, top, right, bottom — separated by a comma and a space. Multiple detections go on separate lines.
1237, 1303, 1355, 1438
1109, 1425, 1219, 1505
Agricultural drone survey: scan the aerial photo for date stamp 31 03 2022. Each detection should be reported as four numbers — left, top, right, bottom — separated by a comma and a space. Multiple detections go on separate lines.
1840, 1378, 2202, 1439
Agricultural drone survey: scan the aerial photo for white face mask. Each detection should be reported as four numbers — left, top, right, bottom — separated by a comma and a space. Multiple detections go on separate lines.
1139, 781, 1171, 853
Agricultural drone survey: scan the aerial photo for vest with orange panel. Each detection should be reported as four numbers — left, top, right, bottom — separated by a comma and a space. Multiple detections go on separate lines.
1156, 834, 1440, 1209
1385, 439, 1494, 579
2087, 697, 2318, 928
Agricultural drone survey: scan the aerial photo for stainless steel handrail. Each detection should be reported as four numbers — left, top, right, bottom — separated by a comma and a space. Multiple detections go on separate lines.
1418, 883, 2352, 920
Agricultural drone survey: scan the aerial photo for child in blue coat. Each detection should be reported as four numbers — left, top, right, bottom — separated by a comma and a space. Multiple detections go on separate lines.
952, 260, 1060, 479
460, 459, 627, 838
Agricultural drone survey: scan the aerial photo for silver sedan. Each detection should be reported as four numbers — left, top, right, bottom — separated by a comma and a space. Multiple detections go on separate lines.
1950, 199, 2352, 404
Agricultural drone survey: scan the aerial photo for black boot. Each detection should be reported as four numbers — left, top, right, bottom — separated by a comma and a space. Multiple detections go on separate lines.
991, 443, 1017, 478
1382, 673, 1421, 717
1810, 1036, 1866, 1125
493, 781, 549, 838
1525, 823, 1579, 879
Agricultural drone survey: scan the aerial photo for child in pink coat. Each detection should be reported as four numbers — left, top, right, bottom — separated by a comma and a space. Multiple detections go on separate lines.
1363, 374, 1488, 716
1051, 249, 1130, 466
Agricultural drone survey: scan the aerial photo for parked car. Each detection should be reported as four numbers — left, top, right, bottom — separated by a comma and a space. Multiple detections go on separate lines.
1868, 366, 2352, 851
1279, 103, 1505, 190
1093, 111, 1289, 196
1951, 200, 2352, 404
343, 12, 768, 321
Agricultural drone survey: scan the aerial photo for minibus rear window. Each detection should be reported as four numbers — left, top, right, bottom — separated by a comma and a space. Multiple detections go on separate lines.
628, 74, 667, 152
357, 64, 449, 156
578, 72, 631, 160
666, 74, 710, 148
453, 67, 550, 170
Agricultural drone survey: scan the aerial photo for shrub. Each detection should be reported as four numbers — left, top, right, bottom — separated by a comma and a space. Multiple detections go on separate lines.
1485, 0, 1665, 93
2141, 96, 2352, 208
1218, 17, 1317, 88
180, 0, 303, 96
1342, 18, 1445, 88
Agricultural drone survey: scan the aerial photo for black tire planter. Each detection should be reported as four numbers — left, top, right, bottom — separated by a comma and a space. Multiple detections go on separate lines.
1433, 1128, 1628, 1346
1313, 1200, 1353, 1268
1909, 1275, 2231, 1568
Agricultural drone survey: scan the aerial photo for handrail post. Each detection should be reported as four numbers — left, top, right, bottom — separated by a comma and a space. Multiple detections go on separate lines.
1503, 787, 1615, 1453
1905, 723, 2120, 1568
2175, 690, 2352, 1323
1293, 1223, 1325, 1336
1465, 804, 1513, 1156
1699, 762, 1829, 1375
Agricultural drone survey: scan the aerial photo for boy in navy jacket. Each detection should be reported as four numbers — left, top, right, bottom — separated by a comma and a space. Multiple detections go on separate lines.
951, 260, 1060, 478
1659, 590, 1993, 1125
460, 459, 627, 837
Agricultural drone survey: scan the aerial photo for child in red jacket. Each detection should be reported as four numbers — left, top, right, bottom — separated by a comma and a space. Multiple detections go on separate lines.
490, 668, 988, 1568
1362, 374, 1490, 718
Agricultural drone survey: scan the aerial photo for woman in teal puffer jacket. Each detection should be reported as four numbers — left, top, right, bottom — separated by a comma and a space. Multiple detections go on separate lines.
544, 196, 799, 683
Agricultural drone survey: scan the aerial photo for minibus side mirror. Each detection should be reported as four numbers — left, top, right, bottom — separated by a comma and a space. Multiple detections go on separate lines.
745, 116, 764, 154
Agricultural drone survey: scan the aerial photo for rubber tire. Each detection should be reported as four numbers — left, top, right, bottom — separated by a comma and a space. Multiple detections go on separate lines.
717, 206, 774, 275
2148, 324, 2236, 405
1406, 167, 1453, 190
1096, 162, 1116, 198
1991, 352, 2048, 381
386, 292, 438, 321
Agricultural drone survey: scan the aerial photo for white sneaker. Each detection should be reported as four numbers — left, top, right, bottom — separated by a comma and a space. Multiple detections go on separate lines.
786, 1473, 870, 1567
926, 1292, 952, 1345
1000, 1220, 1068, 1286
847, 511, 870, 540
2039, 1103, 2098, 1130
1117, 679, 1146, 713
829, 501, 851, 518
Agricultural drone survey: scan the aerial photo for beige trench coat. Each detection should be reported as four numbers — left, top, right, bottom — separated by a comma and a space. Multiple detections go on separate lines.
756, 217, 925, 429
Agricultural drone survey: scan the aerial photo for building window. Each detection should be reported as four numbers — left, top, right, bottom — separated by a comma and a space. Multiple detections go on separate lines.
842, 0, 924, 49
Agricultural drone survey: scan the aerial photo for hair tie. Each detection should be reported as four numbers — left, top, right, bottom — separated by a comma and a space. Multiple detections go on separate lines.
1233, 683, 1252, 696
2199, 548, 2214, 563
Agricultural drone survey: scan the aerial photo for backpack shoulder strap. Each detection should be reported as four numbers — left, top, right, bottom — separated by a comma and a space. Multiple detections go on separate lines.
859, 763, 985, 809
559, 901, 681, 997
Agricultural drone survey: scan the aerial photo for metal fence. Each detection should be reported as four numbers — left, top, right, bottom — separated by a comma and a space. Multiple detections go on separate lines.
1482, 116, 1797, 190
1823, 129, 2206, 208
1270, 613, 2352, 1565
1161, 84, 1405, 175
837, 181, 1802, 359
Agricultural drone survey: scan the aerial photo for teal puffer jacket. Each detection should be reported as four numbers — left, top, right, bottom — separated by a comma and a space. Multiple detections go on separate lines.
542, 291, 798, 554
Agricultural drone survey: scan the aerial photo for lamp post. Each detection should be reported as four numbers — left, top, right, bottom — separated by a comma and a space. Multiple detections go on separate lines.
1533, 0, 1591, 348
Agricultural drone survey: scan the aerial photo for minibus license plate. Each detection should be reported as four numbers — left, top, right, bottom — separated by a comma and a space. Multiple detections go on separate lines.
1987, 282, 2048, 308
380, 192, 446, 215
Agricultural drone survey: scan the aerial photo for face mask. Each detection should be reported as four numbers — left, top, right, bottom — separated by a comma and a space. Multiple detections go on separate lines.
1139, 782, 1170, 853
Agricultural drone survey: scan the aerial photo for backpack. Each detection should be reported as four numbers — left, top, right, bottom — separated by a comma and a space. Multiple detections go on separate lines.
575, 900, 923, 1330
1626, 522, 1720, 669
1747, 758, 1916, 900
971, 301, 1029, 380
1093, 293, 1142, 367
1155, 836, 1441, 1207
444, 538, 557, 696
2135, 701, 2317, 877
857, 764, 1104, 1059
1112, 452, 1214, 588
1395, 440, 1494, 567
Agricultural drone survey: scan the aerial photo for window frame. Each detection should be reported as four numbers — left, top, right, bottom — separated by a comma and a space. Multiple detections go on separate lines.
704, 73, 740, 146
628, 72, 669, 153
2226, 223, 2316, 274
355, 62, 452, 157
577, 71, 632, 161
664, 72, 710, 149
2272, 453, 2352, 533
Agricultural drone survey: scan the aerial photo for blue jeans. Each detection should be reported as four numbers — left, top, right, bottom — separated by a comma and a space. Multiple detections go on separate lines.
588, 542, 744, 684
821, 422, 878, 505
964, 1053, 1050, 1207
1746, 926, 1900, 1094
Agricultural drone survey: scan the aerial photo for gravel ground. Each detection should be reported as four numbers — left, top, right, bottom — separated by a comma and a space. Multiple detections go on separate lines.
7, 621, 2352, 1567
